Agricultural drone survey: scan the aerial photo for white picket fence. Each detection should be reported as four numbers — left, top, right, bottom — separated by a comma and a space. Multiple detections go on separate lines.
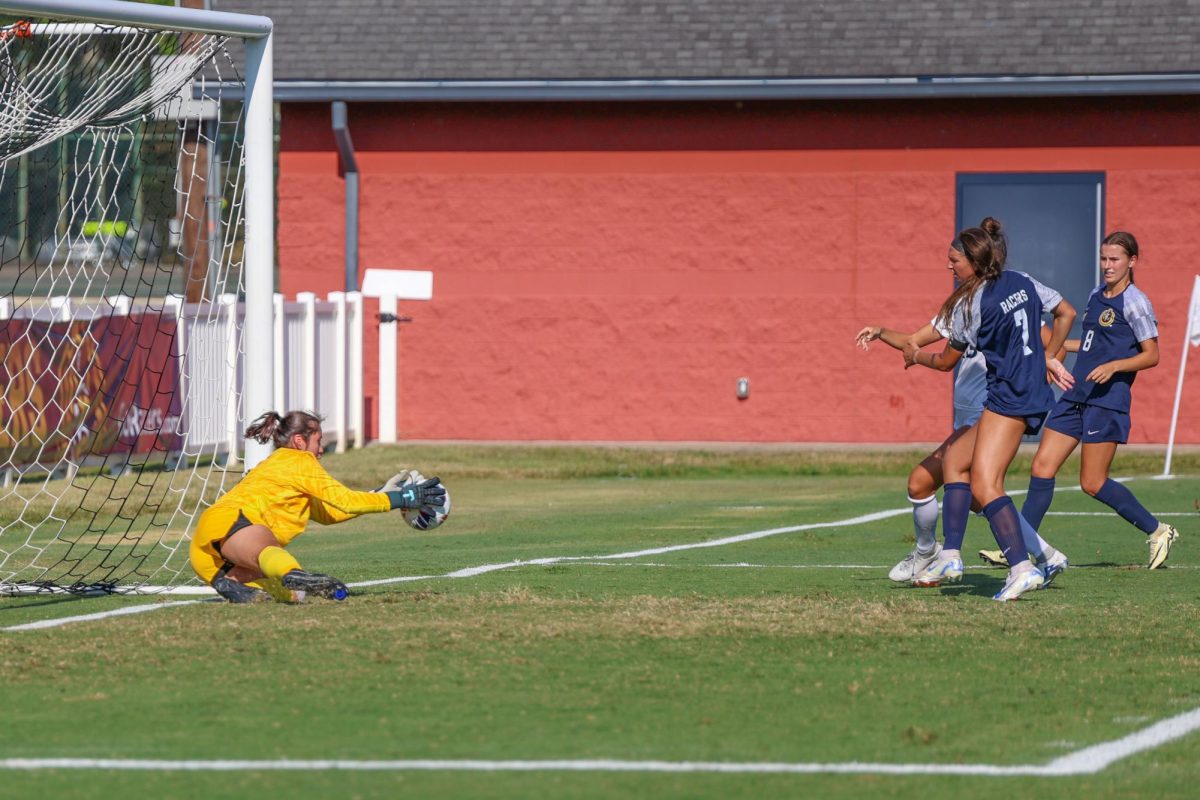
0, 291, 364, 476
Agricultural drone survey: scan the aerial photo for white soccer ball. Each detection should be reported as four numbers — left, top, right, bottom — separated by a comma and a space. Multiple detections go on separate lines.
392, 468, 451, 531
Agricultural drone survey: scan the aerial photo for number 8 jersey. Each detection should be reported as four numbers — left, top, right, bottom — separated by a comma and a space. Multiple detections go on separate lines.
949, 270, 1065, 416
1059, 284, 1158, 413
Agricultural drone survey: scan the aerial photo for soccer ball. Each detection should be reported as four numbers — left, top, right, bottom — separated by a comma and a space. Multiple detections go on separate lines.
388, 468, 451, 531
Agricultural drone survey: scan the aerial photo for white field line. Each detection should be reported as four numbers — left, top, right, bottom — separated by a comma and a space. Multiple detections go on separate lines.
1, 706, 1198, 776
353, 506, 910, 586
1, 600, 208, 632
1042, 511, 1194, 516
572, 561, 1200, 570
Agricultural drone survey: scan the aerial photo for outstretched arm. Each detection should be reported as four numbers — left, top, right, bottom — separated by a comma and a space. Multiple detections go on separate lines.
856, 323, 942, 352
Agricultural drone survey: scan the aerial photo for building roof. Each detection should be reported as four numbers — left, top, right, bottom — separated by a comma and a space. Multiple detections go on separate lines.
211, 0, 1200, 82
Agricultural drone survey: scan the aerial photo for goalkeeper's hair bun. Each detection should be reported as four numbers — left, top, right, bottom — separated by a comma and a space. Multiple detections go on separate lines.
244, 410, 324, 448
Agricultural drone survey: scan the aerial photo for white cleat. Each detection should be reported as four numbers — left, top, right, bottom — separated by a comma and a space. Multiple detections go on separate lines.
993, 568, 1044, 602
889, 543, 942, 583
912, 553, 964, 587
1147, 523, 1179, 570
1038, 550, 1069, 588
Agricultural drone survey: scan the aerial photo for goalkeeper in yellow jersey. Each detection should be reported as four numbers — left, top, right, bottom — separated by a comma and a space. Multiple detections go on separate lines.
190, 410, 447, 603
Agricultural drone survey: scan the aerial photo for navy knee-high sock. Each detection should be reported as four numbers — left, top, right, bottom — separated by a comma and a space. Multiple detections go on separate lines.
1094, 479, 1159, 534
983, 496, 1030, 567
1021, 476, 1056, 530
941, 482, 972, 551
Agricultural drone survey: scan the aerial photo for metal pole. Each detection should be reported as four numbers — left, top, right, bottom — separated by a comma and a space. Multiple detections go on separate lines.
1162, 275, 1200, 478
0, 1, 271, 37
241, 31, 274, 468
331, 101, 359, 293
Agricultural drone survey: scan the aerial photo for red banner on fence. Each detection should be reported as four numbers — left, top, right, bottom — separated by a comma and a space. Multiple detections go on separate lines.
0, 312, 182, 467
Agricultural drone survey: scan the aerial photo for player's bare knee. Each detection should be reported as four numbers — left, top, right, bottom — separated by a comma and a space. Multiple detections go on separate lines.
1079, 476, 1105, 497
970, 477, 1000, 506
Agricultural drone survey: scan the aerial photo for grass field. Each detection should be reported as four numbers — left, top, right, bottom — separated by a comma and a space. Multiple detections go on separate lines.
2, 444, 1198, 799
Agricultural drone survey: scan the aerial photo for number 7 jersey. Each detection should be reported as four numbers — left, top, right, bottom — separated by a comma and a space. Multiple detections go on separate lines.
1060, 284, 1158, 413
950, 270, 1064, 416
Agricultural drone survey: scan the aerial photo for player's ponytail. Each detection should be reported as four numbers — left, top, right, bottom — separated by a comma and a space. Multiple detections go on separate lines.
244, 410, 323, 448
1102, 230, 1139, 283
936, 217, 1006, 331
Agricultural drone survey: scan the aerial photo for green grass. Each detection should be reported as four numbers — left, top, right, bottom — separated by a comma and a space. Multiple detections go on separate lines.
2, 444, 1199, 799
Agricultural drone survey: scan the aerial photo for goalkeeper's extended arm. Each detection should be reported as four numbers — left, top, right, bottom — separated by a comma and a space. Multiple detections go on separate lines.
386, 477, 447, 510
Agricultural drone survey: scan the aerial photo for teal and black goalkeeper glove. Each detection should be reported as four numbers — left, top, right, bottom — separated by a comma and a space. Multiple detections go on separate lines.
387, 477, 446, 510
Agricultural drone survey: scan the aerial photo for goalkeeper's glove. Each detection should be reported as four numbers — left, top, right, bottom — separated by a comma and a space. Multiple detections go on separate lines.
377, 472, 412, 492
386, 477, 446, 510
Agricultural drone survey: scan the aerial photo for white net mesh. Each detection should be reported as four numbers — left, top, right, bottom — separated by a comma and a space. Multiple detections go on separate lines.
0, 18, 250, 594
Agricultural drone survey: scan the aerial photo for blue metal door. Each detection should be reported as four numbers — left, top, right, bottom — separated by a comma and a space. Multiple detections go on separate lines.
955, 172, 1104, 416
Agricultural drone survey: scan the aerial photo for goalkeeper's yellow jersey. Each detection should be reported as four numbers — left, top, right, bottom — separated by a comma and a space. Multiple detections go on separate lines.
205, 446, 390, 545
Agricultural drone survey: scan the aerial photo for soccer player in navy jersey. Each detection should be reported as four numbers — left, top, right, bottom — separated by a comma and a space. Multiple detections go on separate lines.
856, 319, 1064, 583
1019, 232, 1179, 569
902, 218, 1076, 601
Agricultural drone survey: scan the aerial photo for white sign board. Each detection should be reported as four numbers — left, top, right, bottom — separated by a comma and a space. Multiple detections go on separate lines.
150, 55, 218, 121
361, 269, 433, 300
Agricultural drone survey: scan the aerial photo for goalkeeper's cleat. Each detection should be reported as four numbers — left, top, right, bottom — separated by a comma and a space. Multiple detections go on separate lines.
1039, 550, 1069, 588
282, 569, 350, 600
889, 543, 942, 583
911, 554, 964, 587
1146, 523, 1179, 570
992, 567, 1044, 602
978, 549, 1009, 568
212, 576, 270, 604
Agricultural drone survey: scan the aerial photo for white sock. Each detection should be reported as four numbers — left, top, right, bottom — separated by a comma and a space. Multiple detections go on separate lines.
1017, 514, 1047, 562
1011, 559, 1036, 576
909, 494, 939, 553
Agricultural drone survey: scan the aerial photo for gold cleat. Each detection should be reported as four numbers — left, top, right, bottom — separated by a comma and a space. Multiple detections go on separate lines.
978, 549, 1009, 568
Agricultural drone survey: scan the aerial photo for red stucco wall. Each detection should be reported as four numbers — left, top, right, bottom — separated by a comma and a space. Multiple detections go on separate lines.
278, 99, 1200, 444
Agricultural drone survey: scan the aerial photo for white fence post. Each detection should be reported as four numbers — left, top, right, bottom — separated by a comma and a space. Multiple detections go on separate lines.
220, 293, 240, 466
161, 294, 185, 471
378, 293, 398, 443
272, 292, 285, 416
328, 291, 348, 452
50, 295, 72, 322
298, 291, 317, 411
349, 292, 364, 449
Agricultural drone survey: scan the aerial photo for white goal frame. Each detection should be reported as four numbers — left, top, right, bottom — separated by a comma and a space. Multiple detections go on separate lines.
0, 0, 276, 469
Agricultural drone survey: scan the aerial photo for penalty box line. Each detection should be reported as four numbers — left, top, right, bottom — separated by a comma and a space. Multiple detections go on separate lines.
1, 475, 1180, 631
2, 707, 1199, 777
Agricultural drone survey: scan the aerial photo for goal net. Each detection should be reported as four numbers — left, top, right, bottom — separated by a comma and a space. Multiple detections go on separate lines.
0, 4, 273, 595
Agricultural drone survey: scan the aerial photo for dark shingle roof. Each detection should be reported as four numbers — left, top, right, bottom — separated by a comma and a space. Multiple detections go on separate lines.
212, 0, 1200, 81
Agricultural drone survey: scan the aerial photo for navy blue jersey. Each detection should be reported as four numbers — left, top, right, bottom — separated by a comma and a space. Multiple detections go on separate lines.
1060, 284, 1158, 412
950, 270, 1063, 417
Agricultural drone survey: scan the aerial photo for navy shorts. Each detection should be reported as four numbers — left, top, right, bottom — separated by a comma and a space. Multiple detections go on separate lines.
1020, 411, 1049, 437
983, 405, 1048, 436
1046, 401, 1130, 444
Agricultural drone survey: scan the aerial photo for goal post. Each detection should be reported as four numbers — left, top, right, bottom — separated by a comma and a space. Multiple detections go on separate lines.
0, 0, 274, 594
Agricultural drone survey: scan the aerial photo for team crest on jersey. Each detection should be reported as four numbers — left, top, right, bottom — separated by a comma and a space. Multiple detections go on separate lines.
1098, 308, 1117, 327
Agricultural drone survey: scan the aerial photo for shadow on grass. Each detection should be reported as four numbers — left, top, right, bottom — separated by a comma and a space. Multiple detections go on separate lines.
0, 594, 89, 612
